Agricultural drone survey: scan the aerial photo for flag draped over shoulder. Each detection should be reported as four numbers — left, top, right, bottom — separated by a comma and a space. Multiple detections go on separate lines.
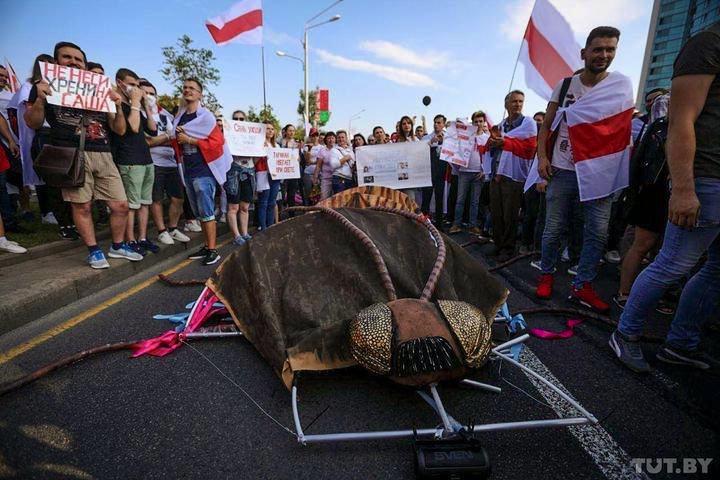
494, 116, 538, 183
519, 0, 582, 100
524, 72, 634, 201
172, 106, 233, 185
205, 0, 263, 46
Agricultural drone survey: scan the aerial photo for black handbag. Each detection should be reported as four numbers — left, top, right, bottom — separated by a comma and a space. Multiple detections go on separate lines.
33, 115, 86, 188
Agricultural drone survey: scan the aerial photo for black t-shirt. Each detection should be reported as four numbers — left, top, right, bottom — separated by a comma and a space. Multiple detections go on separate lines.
672, 21, 720, 180
28, 84, 112, 153
112, 102, 156, 166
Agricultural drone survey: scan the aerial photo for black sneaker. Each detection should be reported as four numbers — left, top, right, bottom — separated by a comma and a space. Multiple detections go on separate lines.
59, 226, 79, 241
656, 344, 712, 370
127, 240, 147, 256
609, 330, 650, 373
188, 246, 210, 260
202, 249, 220, 265
138, 239, 160, 254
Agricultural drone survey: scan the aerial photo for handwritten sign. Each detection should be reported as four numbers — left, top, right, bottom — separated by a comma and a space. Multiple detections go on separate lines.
440, 119, 475, 167
267, 148, 300, 180
223, 120, 266, 157
356, 142, 431, 189
41, 62, 115, 113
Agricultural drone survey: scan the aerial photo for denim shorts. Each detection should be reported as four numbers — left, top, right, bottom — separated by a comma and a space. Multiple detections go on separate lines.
224, 163, 255, 204
184, 174, 216, 222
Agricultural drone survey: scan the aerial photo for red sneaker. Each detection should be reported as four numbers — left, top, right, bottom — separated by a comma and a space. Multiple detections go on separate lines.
570, 283, 610, 312
536, 274, 554, 299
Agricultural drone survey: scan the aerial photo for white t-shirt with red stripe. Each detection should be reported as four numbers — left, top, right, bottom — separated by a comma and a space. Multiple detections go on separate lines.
550, 75, 591, 171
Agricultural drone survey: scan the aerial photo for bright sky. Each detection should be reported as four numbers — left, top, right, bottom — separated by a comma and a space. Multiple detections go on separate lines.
2, 0, 653, 136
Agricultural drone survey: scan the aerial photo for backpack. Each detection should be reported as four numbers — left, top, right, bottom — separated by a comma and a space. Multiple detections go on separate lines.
630, 117, 668, 187
547, 76, 573, 154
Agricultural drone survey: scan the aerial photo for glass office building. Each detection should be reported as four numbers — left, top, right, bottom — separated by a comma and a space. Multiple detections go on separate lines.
637, 0, 720, 108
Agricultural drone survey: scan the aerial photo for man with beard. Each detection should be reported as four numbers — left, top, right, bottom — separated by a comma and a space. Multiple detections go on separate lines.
535, 26, 630, 312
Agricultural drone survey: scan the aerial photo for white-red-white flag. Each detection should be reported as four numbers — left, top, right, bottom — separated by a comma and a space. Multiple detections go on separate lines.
206, 0, 263, 46
519, 0, 583, 100
3, 58, 21, 93
524, 72, 635, 200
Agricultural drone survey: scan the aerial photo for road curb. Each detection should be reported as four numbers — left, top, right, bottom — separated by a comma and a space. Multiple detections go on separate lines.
0, 225, 229, 336
0, 229, 113, 269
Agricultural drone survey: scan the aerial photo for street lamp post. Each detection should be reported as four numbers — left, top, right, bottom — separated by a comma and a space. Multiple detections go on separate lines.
304, 13, 341, 129
275, 1, 342, 134
348, 108, 365, 135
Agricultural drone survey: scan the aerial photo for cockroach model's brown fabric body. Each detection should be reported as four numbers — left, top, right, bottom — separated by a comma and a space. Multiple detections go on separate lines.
207, 187, 508, 388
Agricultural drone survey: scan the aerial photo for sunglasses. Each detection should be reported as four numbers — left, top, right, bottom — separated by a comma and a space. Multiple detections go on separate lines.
233, 117, 245, 121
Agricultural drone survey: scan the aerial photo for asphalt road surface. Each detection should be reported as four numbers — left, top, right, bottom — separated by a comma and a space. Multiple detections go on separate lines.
1, 231, 718, 479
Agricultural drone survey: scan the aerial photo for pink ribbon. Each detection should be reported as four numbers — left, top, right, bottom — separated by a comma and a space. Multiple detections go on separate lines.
131, 288, 227, 357
528, 319, 583, 340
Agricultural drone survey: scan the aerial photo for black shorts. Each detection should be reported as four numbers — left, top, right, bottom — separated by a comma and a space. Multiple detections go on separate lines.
152, 165, 184, 202
628, 182, 669, 234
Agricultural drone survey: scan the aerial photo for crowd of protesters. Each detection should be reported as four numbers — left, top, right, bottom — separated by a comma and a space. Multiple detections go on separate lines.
0, 21, 718, 370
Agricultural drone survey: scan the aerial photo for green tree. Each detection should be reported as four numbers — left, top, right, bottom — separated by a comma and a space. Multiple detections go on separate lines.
160, 35, 222, 114
246, 104, 281, 134
297, 87, 329, 127
156, 94, 179, 114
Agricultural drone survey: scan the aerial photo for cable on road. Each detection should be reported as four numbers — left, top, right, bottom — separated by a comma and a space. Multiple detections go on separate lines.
181, 340, 299, 439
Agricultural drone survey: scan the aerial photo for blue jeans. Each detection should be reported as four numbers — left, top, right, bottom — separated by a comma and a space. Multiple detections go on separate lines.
540, 168, 611, 287
332, 176, 353, 194
184, 174, 216, 222
257, 179, 281, 229
619, 177, 720, 349
453, 172, 482, 227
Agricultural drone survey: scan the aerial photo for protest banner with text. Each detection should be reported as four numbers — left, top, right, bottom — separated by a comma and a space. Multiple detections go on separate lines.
41, 62, 116, 113
440, 120, 474, 168
267, 148, 301, 180
356, 142, 431, 189
223, 120, 267, 157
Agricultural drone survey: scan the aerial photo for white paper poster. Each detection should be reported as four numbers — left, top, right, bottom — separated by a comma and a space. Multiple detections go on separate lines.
356, 142, 431, 189
439, 119, 474, 167
223, 120, 266, 156
267, 147, 301, 180
40, 62, 116, 113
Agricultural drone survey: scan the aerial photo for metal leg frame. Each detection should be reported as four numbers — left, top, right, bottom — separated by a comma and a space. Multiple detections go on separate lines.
291, 334, 597, 445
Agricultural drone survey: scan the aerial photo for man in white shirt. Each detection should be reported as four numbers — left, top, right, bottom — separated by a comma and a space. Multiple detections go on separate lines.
140, 80, 189, 245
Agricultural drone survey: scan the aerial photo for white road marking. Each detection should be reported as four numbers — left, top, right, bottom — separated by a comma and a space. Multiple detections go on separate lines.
519, 347, 650, 480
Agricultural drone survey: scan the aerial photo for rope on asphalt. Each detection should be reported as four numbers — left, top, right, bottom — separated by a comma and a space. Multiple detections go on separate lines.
158, 274, 207, 286
181, 340, 298, 439
0, 340, 141, 397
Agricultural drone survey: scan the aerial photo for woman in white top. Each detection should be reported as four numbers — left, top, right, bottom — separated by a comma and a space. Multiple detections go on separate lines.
331, 130, 355, 194
312, 131, 342, 201
449, 111, 487, 234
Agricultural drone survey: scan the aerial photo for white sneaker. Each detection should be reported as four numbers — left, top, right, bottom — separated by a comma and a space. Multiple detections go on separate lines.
170, 229, 190, 243
604, 250, 621, 264
0, 237, 27, 254
158, 231, 174, 245
42, 212, 58, 225
184, 220, 202, 233
561, 247, 570, 263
